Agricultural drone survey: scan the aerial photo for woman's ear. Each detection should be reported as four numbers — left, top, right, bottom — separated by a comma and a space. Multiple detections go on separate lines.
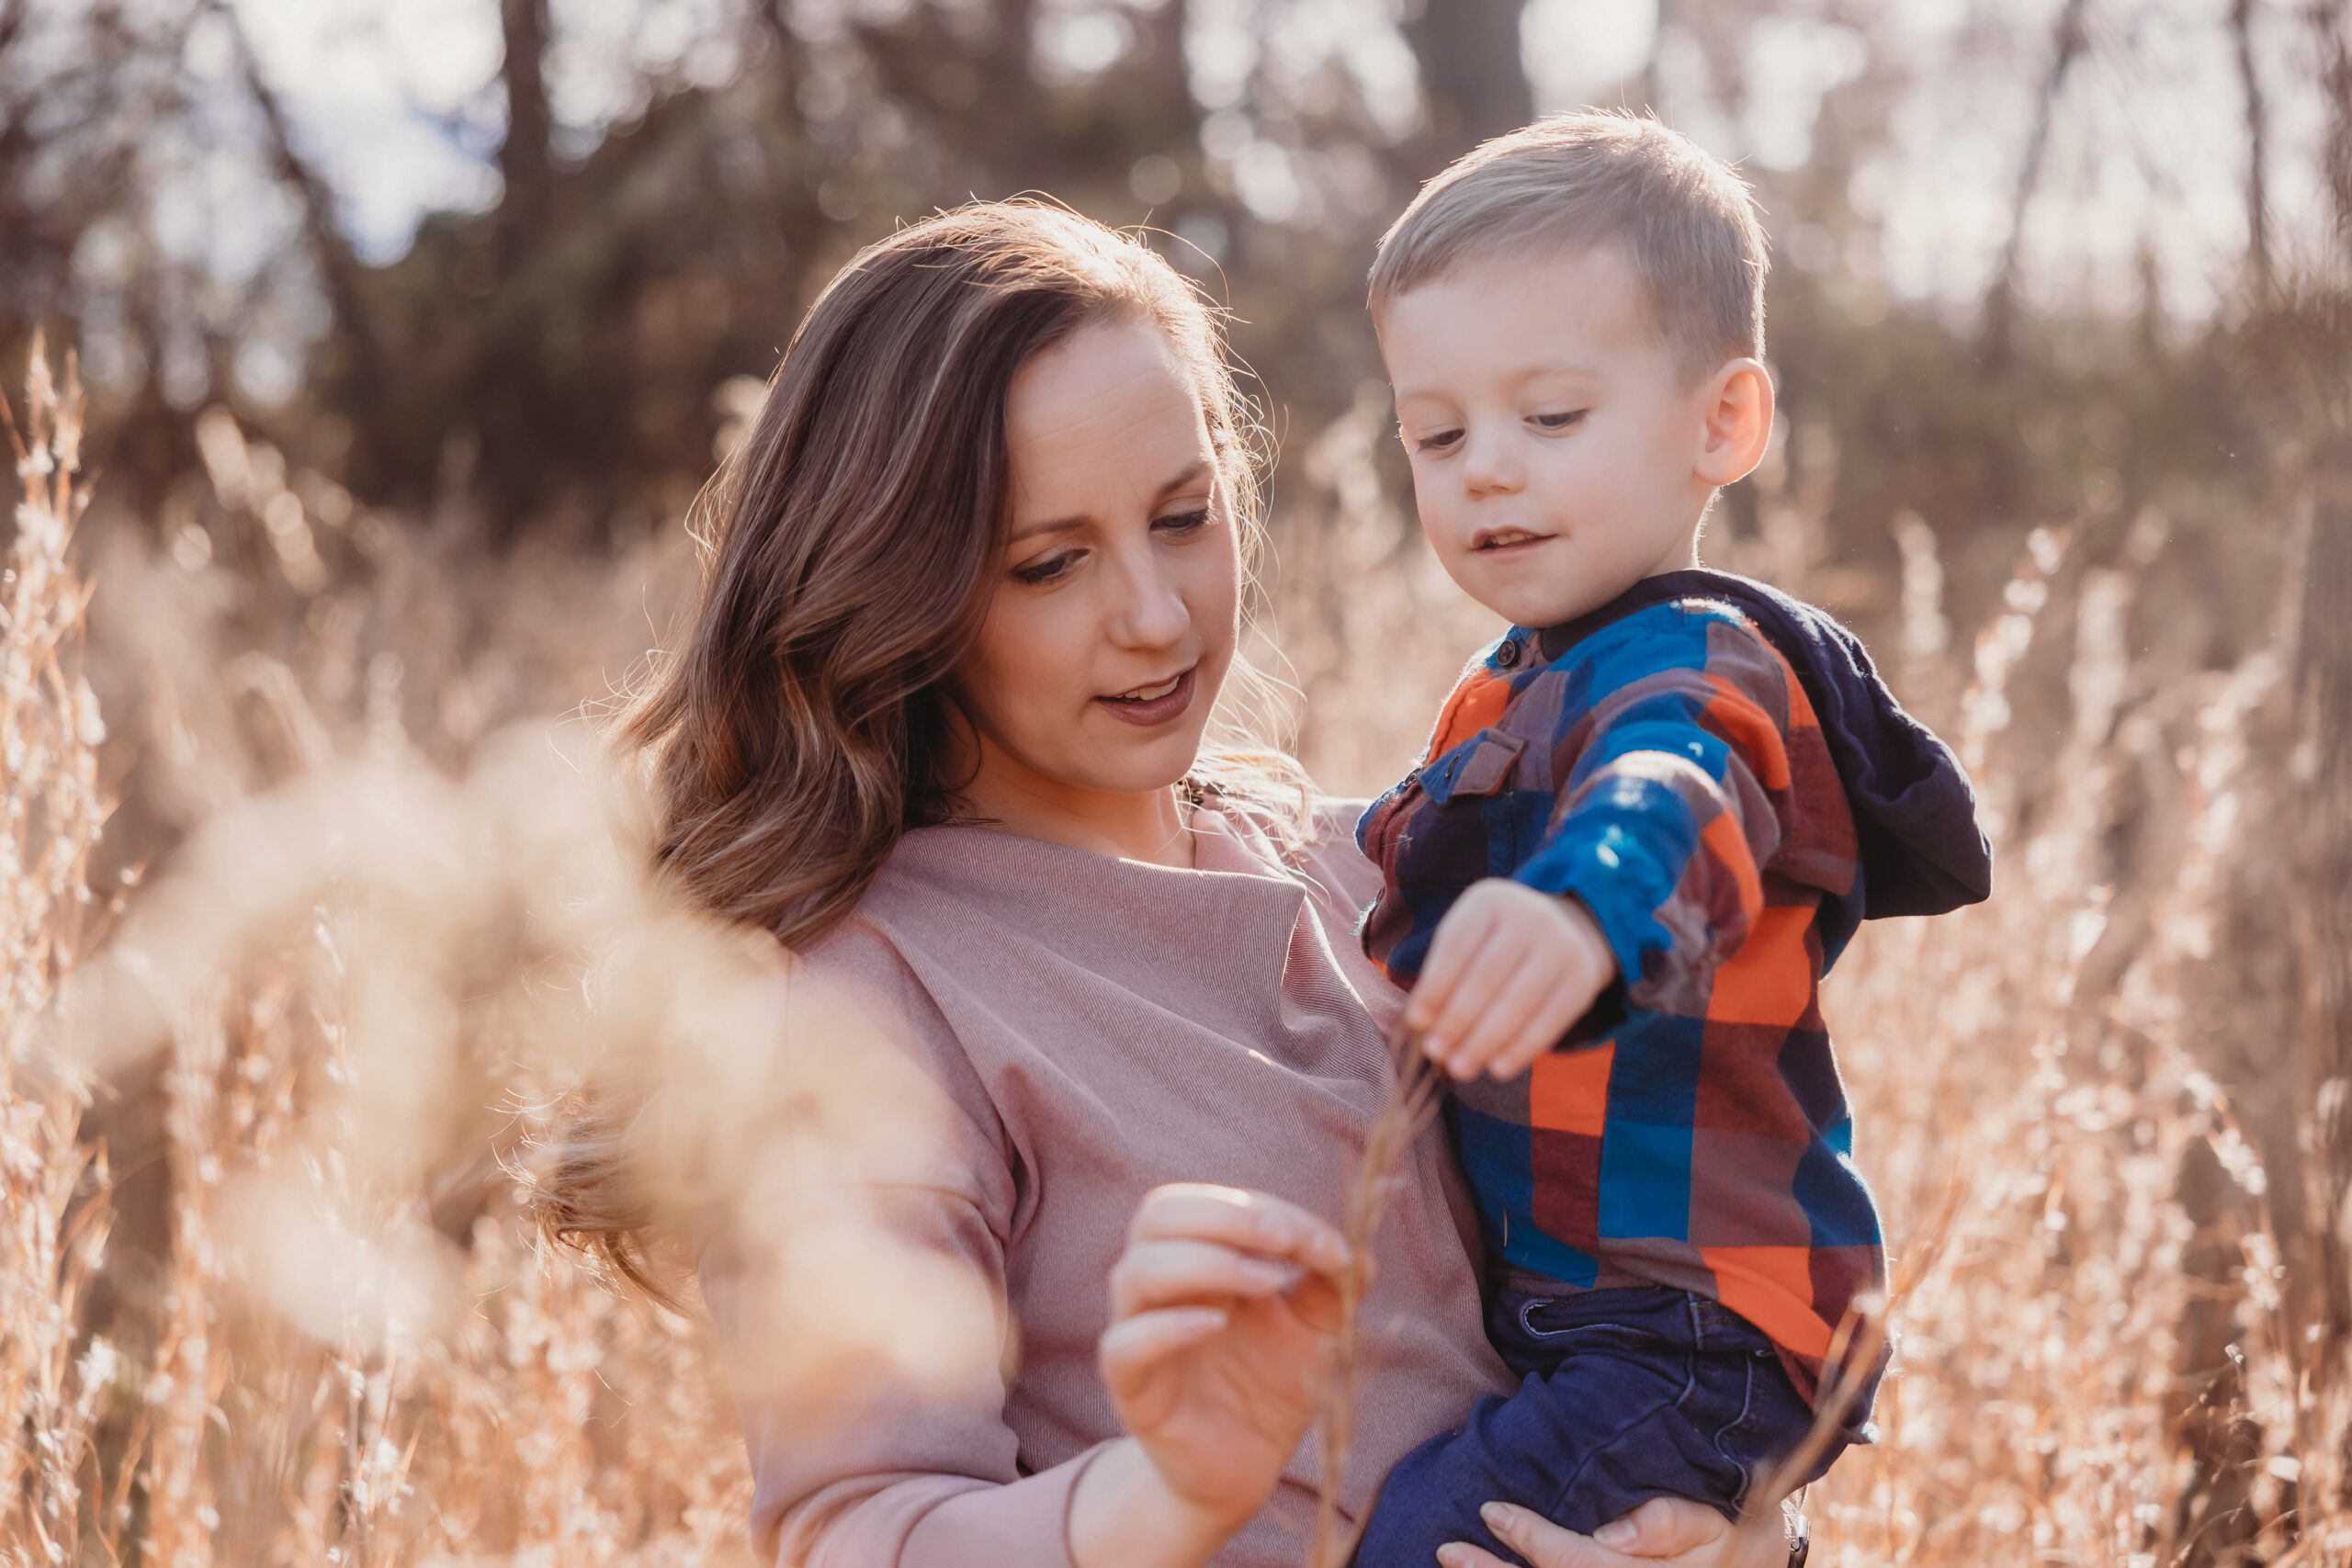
1693, 358, 1776, 489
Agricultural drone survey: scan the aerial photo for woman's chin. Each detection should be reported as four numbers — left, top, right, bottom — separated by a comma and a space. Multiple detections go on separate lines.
1067, 725, 1213, 798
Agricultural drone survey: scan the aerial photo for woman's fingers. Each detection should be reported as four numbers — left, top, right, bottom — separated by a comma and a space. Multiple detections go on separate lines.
1098, 1304, 1229, 1387
1434, 1546, 1512, 1568
1450, 1502, 1643, 1568
1126, 1184, 1349, 1277
1110, 1236, 1305, 1317
1441, 1495, 1737, 1568
1590, 1496, 1736, 1558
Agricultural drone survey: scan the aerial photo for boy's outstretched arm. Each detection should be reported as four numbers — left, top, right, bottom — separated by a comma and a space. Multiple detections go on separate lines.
1409, 616, 1797, 1079
1408, 880, 1616, 1080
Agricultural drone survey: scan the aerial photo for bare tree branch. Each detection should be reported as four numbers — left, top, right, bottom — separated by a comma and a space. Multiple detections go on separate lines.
2234, 0, 2273, 296
2313, 0, 2352, 267
1401, 0, 1534, 164
498, 0, 555, 268
214, 3, 368, 320
210, 0, 386, 427
1987, 0, 2091, 359
755, 0, 802, 83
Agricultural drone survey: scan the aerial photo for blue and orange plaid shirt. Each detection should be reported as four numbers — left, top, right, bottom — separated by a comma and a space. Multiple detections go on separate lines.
1359, 592, 1883, 1401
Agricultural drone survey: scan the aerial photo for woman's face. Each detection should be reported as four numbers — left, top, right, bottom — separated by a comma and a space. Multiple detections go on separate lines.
954, 317, 1240, 807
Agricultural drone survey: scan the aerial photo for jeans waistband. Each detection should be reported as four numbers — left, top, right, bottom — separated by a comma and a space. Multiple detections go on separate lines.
1491, 1282, 1778, 1354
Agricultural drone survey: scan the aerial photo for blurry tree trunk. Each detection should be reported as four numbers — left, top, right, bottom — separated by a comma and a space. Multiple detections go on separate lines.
2233, 0, 2272, 296
1631, 0, 1670, 111
499, 0, 556, 264
1984, 0, 2088, 363
755, 0, 804, 88
217, 1, 387, 455
1402, 0, 1533, 165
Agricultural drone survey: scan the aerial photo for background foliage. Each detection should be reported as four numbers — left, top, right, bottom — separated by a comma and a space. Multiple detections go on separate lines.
6, 0, 2352, 1562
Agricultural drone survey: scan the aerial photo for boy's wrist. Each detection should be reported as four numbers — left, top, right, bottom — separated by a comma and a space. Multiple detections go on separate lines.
1516, 857, 1643, 985
1553, 892, 1614, 975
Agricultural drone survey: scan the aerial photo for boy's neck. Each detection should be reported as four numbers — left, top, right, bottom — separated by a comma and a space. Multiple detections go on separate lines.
1519, 530, 1706, 637
1524, 559, 1730, 655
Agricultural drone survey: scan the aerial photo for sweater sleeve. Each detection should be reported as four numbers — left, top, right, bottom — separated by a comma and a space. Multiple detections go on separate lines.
1512, 613, 1793, 1013
695, 924, 1095, 1568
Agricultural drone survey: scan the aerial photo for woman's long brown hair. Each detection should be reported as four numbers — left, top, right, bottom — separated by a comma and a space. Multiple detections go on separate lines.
537, 201, 1301, 1295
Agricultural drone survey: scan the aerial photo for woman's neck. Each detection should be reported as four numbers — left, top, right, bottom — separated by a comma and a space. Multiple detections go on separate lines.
956, 743, 1197, 870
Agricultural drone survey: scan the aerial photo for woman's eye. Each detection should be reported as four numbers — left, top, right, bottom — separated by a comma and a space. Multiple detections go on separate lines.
1153, 506, 1212, 536
1533, 409, 1587, 431
1012, 549, 1080, 585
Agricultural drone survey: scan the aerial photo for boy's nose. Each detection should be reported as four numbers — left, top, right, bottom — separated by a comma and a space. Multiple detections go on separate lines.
1459, 426, 1524, 497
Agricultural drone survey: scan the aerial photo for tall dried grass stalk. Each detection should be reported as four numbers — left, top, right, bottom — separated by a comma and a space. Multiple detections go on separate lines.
0, 336, 117, 1568
1308, 1027, 1445, 1568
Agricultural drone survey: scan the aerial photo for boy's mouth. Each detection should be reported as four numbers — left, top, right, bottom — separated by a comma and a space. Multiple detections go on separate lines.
1472, 526, 1555, 553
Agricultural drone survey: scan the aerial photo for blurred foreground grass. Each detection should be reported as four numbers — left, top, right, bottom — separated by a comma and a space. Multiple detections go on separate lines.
4, 334, 2347, 1566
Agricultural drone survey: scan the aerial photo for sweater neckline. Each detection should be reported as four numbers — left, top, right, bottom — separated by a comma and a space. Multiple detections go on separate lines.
898, 801, 1306, 886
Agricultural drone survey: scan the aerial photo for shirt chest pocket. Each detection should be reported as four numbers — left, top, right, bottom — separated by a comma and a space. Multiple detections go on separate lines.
1419, 726, 1527, 805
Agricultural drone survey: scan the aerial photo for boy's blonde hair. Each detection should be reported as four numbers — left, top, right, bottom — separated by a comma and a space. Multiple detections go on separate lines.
1369, 112, 1769, 379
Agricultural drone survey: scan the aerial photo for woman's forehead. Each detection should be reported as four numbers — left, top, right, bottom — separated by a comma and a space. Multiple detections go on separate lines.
1005, 319, 1216, 522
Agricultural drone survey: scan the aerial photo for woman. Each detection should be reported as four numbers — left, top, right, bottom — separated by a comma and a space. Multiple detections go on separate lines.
553, 202, 1801, 1568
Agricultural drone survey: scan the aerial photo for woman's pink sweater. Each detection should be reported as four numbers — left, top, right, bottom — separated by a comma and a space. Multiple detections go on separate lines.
698, 800, 1511, 1567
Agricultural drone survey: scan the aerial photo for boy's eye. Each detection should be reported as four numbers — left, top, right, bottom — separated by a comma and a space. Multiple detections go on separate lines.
1532, 409, 1587, 431
1153, 505, 1212, 536
1408, 427, 1463, 455
1012, 548, 1081, 585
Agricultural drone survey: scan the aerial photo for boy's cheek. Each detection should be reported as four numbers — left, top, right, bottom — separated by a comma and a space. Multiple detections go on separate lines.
1411, 494, 1469, 560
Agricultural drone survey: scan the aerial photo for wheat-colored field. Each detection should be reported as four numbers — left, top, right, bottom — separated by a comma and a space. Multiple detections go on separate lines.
3, 337, 2342, 1566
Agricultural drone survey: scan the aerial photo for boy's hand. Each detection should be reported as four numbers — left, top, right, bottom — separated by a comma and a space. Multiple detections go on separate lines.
1407, 879, 1617, 1081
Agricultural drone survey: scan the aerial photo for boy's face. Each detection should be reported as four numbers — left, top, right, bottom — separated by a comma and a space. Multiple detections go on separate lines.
1377, 243, 1734, 629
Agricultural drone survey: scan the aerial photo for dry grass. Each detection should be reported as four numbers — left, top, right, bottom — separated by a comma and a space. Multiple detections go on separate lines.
2, 336, 2346, 1566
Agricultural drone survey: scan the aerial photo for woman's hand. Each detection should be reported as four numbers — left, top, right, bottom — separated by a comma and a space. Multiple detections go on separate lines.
1436, 1496, 1800, 1568
1071, 1184, 1352, 1567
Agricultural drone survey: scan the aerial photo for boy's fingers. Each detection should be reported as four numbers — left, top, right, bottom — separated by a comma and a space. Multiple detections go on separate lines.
1492, 971, 1605, 1078
1492, 1016, 1565, 1079
1426, 929, 1527, 1074
1408, 897, 1494, 1031
1421, 924, 1506, 1053
1444, 958, 1556, 1077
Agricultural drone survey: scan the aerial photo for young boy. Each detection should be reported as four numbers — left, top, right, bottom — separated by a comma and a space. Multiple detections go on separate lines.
1351, 115, 1993, 1563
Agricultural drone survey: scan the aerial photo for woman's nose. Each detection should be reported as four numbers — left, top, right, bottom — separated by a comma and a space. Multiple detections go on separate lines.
1105, 545, 1191, 649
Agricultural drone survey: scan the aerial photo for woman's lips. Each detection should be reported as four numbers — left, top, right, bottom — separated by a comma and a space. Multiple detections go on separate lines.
1096, 666, 1197, 727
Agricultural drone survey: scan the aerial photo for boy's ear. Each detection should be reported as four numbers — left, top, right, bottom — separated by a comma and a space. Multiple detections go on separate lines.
1693, 358, 1775, 489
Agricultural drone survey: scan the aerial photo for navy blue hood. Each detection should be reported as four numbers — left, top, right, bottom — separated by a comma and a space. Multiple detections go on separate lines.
1535, 567, 1994, 961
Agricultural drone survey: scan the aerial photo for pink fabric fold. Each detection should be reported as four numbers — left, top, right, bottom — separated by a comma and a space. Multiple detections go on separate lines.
704, 800, 1513, 1567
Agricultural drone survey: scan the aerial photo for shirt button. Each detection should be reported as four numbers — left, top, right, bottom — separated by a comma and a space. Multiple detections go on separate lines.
1494, 639, 1521, 669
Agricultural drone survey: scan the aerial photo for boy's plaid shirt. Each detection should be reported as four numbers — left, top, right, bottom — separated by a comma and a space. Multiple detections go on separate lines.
1358, 594, 1884, 1400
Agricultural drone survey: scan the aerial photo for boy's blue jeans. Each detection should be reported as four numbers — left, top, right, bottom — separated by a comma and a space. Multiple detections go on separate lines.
1351, 1285, 1848, 1568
